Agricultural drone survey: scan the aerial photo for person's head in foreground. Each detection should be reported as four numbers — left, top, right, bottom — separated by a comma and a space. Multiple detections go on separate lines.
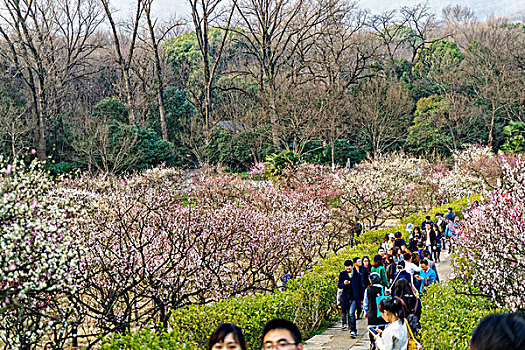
208, 323, 247, 350
262, 319, 303, 350
378, 297, 408, 323
470, 312, 525, 350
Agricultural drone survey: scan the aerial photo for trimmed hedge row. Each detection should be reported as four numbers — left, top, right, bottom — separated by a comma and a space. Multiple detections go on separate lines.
419, 280, 504, 350
102, 198, 475, 349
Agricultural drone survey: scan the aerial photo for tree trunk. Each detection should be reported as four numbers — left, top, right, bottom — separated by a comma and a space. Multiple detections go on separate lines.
123, 71, 136, 125
36, 86, 47, 160
268, 87, 281, 150
488, 102, 496, 147
145, 4, 169, 140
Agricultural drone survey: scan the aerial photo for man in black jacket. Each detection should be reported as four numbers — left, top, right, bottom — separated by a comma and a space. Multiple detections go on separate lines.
338, 260, 364, 338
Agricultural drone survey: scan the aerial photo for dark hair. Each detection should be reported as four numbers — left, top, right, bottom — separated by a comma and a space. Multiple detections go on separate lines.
422, 250, 430, 258
394, 231, 402, 238
363, 256, 370, 264
448, 207, 453, 211
208, 323, 247, 350
262, 319, 302, 345
413, 227, 421, 234
393, 278, 413, 297
382, 233, 389, 243
417, 242, 424, 248
470, 313, 525, 350
378, 247, 385, 253
379, 297, 408, 320
344, 259, 353, 267
403, 253, 412, 261
420, 259, 429, 266
373, 255, 383, 267
425, 216, 430, 220
411, 253, 420, 265
353, 257, 360, 264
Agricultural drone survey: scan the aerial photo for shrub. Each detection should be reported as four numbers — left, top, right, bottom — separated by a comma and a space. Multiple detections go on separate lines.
419, 281, 504, 350
131, 126, 177, 170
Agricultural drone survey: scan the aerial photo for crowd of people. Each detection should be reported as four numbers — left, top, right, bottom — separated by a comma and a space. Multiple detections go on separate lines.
205, 206, 524, 350
336, 208, 460, 349
207, 313, 524, 350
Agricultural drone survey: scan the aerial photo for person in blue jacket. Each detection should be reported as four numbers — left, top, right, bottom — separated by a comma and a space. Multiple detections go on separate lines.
338, 259, 364, 338
415, 259, 437, 293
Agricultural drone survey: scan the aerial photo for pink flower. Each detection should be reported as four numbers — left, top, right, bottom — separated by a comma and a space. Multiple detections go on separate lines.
8, 263, 16, 271
30, 149, 37, 155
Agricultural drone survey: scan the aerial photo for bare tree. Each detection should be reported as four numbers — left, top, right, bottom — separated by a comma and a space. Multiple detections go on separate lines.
0, 101, 32, 159
100, 0, 144, 125
350, 77, 413, 157
187, 0, 235, 146
232, 0, 343, 150
137, 1, 184, 140
368, 3, 440, 82
67, 111, 139, 174
0, 0, 104, 160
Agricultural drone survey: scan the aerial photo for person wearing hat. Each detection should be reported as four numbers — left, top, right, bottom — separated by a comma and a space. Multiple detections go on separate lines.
364, 272, 387, 349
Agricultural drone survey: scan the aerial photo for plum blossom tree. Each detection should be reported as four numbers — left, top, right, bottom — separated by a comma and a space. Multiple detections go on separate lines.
57, 167, 333, 344
0, 157, 86, 349
456, 155, 525, 311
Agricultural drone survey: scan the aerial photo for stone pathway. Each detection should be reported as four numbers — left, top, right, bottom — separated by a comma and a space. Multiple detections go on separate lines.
304, 251, 454, 350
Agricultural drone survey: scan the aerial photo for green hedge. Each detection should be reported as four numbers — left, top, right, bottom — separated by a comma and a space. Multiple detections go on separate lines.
101, 198, 476, 349
419, 280, 504, 350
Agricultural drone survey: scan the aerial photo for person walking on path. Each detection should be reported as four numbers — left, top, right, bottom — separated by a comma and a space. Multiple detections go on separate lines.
371, 255, 390, 288
372, 297, 409, 350
444, 207, 456, 222
364, 273, 387, 350
414, 259, 437, 293
422, 250, 439, 282
422, 223, 435, 257
338, 260, 364, 338
432, 223, 443, 262
445, 217, 458, 254
354, 257, 369, 319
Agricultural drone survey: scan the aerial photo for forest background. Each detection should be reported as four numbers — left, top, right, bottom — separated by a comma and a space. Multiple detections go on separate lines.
0, 0, 524, 173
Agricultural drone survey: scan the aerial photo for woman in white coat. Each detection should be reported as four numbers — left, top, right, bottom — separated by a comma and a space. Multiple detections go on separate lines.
371, 297, 409, 350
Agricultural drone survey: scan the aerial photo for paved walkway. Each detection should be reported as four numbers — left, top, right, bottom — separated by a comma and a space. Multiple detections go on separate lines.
304, 251, 454, 350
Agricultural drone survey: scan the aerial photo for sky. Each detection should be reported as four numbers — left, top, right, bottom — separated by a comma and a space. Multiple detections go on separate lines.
110, 0, 524, 21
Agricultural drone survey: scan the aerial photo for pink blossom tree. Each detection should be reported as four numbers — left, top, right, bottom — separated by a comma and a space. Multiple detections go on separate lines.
456, 155, 525, 311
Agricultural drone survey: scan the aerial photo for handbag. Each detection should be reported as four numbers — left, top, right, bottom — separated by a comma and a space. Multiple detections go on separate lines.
375, 287, 391, 318
405, 319, 423, 350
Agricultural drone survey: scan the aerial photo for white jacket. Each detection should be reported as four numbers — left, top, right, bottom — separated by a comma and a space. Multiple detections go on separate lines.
375, 319, 408, 350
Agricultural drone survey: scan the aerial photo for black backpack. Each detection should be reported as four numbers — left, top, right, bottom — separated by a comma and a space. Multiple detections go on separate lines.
405, 297, 421, 335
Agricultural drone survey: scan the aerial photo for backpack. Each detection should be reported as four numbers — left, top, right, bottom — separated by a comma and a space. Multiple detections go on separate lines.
405, 297, 421, 335
375, 286, 391, 318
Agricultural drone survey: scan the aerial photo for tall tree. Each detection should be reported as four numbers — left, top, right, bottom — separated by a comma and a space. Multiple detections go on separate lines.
100, 0, 144, 125
233, 0, 342, 150
0, 0, 103, 160
188, 0, 235, 146
143, 0, 182, 140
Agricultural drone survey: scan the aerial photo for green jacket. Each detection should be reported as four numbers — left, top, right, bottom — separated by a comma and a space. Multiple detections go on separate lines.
371, 266, 390, 288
